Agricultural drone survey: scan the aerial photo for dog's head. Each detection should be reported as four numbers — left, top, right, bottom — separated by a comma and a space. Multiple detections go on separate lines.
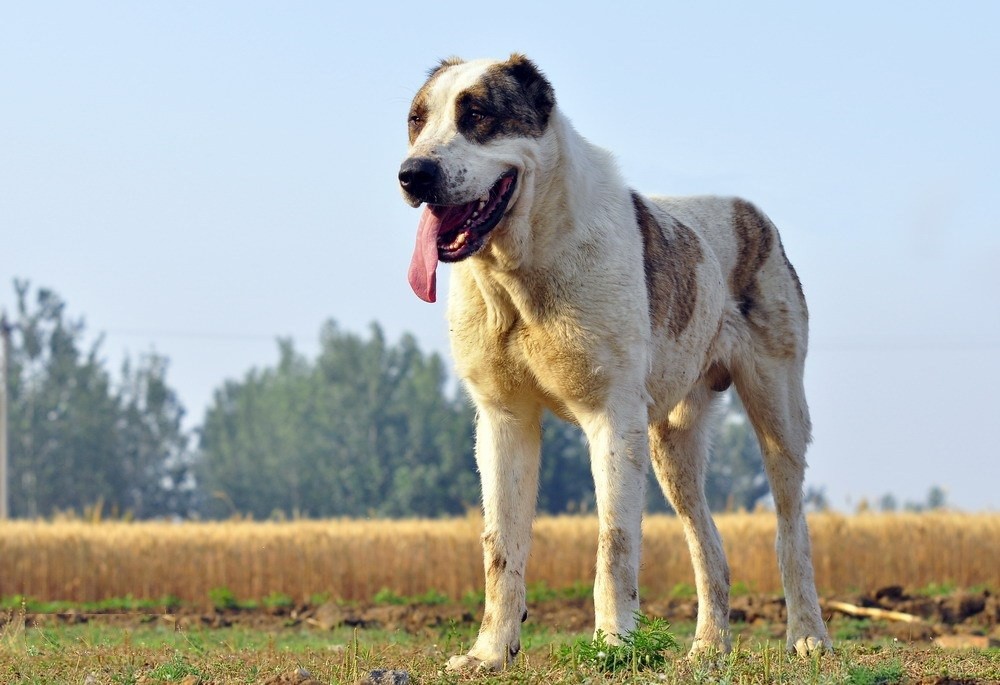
398, 54, 555, 302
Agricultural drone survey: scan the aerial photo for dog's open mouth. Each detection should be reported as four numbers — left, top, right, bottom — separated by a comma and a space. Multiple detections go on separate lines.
408, 170, 517, 303
434, 170, 517, 262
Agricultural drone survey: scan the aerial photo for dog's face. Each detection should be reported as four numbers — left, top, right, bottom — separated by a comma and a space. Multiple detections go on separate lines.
399, 54, 555, 302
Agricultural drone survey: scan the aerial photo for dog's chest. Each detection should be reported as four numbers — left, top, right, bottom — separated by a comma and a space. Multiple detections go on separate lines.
449, 275, 612, 415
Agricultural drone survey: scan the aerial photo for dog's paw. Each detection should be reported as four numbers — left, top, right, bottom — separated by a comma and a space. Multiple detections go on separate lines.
688, 635, 731, 660
446, 654, 490, 673
445, 649, 513, 673
789, 635, 831, 657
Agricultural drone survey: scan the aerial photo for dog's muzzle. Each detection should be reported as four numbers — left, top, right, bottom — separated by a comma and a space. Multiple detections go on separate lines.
398, 156, 441, 205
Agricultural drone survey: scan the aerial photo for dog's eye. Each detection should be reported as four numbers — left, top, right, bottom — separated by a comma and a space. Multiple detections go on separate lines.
468, 109, 489, 123
408, 114, 424, 127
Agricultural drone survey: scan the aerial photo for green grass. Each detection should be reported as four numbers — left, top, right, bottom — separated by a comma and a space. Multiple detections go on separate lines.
0, 594, 182, 614
557, 613, 679, 672
524, 580, 594, 603
846, 659, 904, 685
2, 613, 998, 684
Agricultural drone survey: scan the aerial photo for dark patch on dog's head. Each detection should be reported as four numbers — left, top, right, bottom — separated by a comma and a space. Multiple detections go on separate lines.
456, 54, 555, 144
632, 192, 703, 338
407, 57, 465, 145
730, 199, 775, 317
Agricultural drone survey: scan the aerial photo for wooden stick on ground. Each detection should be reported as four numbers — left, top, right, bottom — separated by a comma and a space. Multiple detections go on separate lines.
821, 600, 923, 624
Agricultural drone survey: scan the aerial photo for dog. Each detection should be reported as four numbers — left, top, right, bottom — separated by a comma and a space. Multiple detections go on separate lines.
398, 54, 832, 672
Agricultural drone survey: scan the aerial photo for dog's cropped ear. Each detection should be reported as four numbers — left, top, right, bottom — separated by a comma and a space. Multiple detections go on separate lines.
505, 54, 555, 126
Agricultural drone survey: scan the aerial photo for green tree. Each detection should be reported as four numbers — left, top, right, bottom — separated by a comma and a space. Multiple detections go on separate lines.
9, 282, 122, 517
704, 391, 769, 511
537, 413, 594, 514
6, 281, 191, 518
197, 322, 479, 518
117, 353, 195, 517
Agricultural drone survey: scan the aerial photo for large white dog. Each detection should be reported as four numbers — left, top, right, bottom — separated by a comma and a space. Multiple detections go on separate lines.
398, 54, 832, 672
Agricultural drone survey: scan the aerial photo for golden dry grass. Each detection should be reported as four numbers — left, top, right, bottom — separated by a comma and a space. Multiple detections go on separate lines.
0, 512, 997, 605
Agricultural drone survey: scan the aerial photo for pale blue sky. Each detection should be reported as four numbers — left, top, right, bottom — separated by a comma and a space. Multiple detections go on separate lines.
2, 2, 997, 510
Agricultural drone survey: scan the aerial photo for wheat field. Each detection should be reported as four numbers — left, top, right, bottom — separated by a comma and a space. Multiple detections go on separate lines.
1, 512, 997, 606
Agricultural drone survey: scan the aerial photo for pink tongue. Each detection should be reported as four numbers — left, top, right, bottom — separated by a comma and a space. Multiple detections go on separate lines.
408, 206, 442, 303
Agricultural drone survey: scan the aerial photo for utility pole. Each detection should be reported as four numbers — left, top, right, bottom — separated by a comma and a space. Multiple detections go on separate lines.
1, 311, 10, 520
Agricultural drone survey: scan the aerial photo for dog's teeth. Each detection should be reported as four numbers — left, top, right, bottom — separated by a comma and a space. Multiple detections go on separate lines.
479, 194, 489, 204
472, 211, 479, 218
477, 200, 487, 211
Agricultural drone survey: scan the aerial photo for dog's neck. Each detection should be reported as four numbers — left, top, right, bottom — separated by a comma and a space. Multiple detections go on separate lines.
457, 109, 631, 326
486, 109, 627, 273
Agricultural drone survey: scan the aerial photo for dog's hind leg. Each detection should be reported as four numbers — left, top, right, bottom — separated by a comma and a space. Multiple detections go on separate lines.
734, 355, 832, 656
446, 398, 543, 673
649, 385, 732, 656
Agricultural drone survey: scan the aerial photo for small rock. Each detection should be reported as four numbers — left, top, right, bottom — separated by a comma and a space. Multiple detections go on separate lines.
355, 669, 411, 685
308, 602, 346, 631
934, 634, 999, 649
260, 667, 323, 684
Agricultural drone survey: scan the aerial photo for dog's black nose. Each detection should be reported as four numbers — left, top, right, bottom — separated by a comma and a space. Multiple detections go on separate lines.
398, 157, 440, 197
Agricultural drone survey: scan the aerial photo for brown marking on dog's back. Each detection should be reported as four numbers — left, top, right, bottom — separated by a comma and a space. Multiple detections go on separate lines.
457, 54, 555, 143
730, 198, 774, 316
731, 199, 805, 359
632, 192, 703, 338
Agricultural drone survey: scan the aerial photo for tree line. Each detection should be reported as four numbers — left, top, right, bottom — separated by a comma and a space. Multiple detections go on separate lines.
2, 280, 786, 520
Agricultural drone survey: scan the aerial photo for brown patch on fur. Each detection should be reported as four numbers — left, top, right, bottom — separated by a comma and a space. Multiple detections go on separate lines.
407, 58, 465, 144
488, 551, 507, 576
457, 54, 555, 143
730, 198, 774, 317
632, 192, 703, 338
598, 527, 629, 560
598, 527, 638, 603
730, 199, 806, 359
482, 531, 507, 577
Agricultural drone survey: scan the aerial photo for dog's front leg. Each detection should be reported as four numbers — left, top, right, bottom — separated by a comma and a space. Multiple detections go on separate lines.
581, 402, 649, 641
446, 400, 541, 673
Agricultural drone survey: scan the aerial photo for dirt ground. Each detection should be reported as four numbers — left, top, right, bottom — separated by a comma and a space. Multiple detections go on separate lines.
17, 586, 999, 647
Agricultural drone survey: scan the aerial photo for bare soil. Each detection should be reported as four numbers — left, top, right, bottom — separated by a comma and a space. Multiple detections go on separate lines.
14, 586, 999, 646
